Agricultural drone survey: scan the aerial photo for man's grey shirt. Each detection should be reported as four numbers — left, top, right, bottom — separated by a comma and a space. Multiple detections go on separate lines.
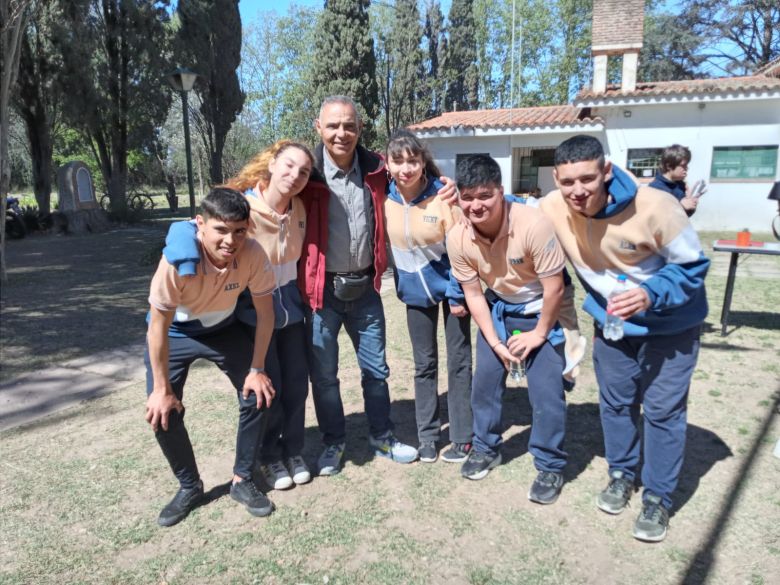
323, 149, 375, 273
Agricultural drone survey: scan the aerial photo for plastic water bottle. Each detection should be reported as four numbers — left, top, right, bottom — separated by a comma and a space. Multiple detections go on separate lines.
509, 329, 526, 382
604, 275, 627, 341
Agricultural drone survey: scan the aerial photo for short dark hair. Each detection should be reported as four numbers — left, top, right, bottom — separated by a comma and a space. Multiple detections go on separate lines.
456, 154, 502, 190
199, 187, 250, 222
386, 128, 441, 178
659, 144, 691, 172
554, 135, 605, 167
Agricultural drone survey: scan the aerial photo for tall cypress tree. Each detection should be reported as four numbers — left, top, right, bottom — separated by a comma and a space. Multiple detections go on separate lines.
388, 0, 423, 130
421, 0, 445, 118
443, 0, 479, 111
312, 0, 379, 147
177, 0, 244, 185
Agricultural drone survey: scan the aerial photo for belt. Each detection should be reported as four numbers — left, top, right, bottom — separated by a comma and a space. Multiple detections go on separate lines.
326, 266, 374, 278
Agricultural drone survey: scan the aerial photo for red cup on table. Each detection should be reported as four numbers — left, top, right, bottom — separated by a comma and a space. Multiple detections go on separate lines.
736, 229, 751, 247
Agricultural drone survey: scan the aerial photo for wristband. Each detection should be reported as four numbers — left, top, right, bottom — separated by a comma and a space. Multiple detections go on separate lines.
249, 367, 265, 374
490, 341, 503, 350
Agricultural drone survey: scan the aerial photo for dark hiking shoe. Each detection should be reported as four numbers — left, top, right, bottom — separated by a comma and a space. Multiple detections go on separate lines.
418, 442, 438, 463
442, 442, 472, 463
158, 481, 204, 527
597, 470, 634, 515
230, 480, 274, 517
460, 450, 502, 480
528, 471, 564, 505
633, 494, 669, 542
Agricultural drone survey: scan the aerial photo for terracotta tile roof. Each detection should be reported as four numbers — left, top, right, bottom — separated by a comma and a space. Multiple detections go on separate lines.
408, 105, 601, 131
577, 75, 780, 101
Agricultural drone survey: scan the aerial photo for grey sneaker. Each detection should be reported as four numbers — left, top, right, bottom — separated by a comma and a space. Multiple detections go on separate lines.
442, 442, 472, 463
633, 494, 669, 542
369, 434, 418, 463
260, 460, 293, 490
460, 450, 502, 480
230, 480, 274, 517
418, 441, 438, 463
528, 471, 564, 505
157, 480, 204, 527
287, 455, 311, 485
318, 443, 345, 476
597, 470, 634, 515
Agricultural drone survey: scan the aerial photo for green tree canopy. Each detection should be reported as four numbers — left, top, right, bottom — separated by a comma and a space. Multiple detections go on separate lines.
312, 0, 380, 147
176, 0, 244, 185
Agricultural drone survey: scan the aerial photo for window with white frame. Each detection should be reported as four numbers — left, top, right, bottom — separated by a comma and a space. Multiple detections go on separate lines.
626, 148, 664, 179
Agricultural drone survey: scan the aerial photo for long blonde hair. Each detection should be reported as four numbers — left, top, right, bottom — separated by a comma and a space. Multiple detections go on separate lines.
224, 140, 315, 193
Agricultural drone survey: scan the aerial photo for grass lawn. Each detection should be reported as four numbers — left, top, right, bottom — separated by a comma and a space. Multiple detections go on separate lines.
1, 226, 779, 584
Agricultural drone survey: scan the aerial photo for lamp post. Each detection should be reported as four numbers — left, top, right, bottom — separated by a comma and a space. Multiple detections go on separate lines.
166, 67, 200, 217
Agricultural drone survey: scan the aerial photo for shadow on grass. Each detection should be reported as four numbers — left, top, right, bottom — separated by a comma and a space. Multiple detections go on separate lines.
717, 311, 780, 336
681, 388, 778, 585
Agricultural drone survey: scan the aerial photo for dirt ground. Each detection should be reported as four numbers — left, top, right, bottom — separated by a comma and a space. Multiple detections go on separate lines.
0, 227, 779, 585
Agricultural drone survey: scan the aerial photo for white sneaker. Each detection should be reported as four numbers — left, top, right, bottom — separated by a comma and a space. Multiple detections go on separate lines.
260, 460, 293, 490
318, 443, 345, 476
287, 455, 311, 485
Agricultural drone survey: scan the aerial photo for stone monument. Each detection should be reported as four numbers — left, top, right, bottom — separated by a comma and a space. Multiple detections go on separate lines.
56, 162, 110, 233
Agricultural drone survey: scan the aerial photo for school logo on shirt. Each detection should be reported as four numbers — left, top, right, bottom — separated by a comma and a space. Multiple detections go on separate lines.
619, 240, 637, 251
509, 257, 524, 265
423, 215, 438, 224
225, 282, 241, 291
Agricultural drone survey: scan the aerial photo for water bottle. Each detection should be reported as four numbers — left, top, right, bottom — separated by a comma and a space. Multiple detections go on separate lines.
604, 275, 627, 341
509, 329, 526, 381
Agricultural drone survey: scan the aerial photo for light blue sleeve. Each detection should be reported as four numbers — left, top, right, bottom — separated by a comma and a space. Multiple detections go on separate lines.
163, 220, 200, 276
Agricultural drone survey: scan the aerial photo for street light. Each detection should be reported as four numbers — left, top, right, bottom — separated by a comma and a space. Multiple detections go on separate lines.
166, 67, 201, 217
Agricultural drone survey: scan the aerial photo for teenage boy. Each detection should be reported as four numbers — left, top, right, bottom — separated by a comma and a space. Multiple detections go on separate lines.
446, 154, 569, 505
648, 144, 705, 217
145, 188, 277, 527
541, 135, 709, 542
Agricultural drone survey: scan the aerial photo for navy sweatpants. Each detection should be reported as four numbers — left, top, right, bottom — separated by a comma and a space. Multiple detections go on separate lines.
471, 314, 568, 472
144, 321, 263, 489
592, 324, 700, 509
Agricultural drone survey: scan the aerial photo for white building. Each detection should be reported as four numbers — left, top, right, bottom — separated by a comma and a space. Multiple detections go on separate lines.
409, 1, 780, 232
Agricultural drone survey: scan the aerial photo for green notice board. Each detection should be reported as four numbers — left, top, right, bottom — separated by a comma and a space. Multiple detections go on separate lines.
710, 146, 778, 180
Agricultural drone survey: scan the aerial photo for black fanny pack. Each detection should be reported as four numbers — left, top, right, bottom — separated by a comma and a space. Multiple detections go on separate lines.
331, 271, 372, 302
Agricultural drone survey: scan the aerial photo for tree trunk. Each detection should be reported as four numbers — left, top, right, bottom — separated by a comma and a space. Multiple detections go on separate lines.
24, 109, 53, 214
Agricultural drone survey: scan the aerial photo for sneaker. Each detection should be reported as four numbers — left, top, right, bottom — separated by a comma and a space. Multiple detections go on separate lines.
528, 471, 564, 505
260, 460, 294, 490
442, 442, 472, 463
157, 480, 204, 527
287, 455, 311, 485
369, 434, 419, 463
318, 443, 345, 476
418, 441, 438, 463
230, 479, 274, 517
460, 450, 502, 480
633, 494, 670, 542
597, 470, 634, 515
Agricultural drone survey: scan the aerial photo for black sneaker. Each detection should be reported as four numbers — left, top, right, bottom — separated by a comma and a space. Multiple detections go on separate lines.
442, 442, 472, 463
597, 470, 634, 515
528, 471, 564, 505
460, 450, 502, 480
633, 494, 669, 542
158, 481, 204, 527
418, 441, 438, 463
230, 480, 274, 517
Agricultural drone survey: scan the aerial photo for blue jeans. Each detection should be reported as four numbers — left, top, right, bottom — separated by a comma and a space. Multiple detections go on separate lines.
306, 282, 393, 445
592, 325, 700, 510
